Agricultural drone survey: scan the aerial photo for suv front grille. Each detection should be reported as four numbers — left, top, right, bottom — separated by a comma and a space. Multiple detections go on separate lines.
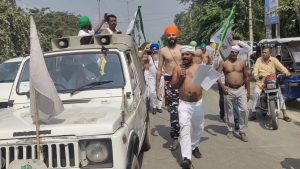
0, 142, 79, 169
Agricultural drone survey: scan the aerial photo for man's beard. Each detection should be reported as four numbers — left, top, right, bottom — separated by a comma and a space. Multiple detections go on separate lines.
110, 24, 116, 30
167, 38, 177, 47
229, 55, 238, 62
182, 58, 192, 68
152, 54, 159, 61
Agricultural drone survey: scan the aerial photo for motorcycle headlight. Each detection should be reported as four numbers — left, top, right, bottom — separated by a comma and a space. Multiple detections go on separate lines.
266, 83, 276, 89
86, 141, 109, 163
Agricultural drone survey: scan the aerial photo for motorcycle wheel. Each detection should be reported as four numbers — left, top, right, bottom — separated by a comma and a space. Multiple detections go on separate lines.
269, 100, 279, 130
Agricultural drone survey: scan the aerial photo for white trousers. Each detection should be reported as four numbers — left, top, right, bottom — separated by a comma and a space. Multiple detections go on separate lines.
251, 86, 286, 112
179, 99, 204, 160
145, 70, 163, 109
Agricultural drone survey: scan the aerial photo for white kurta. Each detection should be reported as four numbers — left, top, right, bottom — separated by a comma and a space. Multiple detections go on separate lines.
144, 55, 164, 109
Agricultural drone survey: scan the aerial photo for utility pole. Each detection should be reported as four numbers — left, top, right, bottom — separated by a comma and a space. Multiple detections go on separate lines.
249, 0, 254, 53
126, 0, 130, 24
189, 11, 192, 37
97, 0, 101, 21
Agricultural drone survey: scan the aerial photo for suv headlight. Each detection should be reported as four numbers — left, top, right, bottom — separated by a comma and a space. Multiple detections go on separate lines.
79, 139, 113, 167
86, 141, 109, 163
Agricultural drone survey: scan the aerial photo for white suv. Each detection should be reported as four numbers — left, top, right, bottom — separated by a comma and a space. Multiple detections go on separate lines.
0, 35, 150, 169
0, 57, 24, 109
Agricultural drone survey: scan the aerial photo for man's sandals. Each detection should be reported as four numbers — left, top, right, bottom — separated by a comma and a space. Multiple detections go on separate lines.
169, 138, 179, 151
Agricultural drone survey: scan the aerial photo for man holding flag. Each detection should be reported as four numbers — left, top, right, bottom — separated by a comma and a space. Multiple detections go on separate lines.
217, 44, 250, 142
211, 6, 250, 131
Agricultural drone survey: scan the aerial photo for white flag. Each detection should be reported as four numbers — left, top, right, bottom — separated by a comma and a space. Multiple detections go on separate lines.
30, 16, 64, 124
192, 65, 222, 91
126, 6, 147, 47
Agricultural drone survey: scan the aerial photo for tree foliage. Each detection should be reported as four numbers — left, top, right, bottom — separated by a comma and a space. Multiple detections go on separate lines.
0, 2, 29, 62
0, 0, 16, 6
174, 0, 299, 45
0, 2, 79, 62
278, 0, 300, 37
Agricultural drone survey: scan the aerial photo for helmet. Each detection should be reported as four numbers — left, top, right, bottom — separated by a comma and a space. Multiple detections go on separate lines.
79, 16, 90, 28
189, 41, 197, 47
150, 43, 160, 50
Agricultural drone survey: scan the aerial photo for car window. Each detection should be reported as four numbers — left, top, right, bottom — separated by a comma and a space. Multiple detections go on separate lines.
17, 52, 125, 93
0, 62, 21, 83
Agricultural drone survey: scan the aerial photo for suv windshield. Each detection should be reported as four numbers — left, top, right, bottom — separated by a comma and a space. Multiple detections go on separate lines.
18, 52, 124, 93
0, 61, 21, 83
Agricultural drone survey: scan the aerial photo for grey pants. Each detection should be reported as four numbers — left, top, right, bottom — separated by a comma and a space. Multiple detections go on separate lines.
224, 86, 249, 133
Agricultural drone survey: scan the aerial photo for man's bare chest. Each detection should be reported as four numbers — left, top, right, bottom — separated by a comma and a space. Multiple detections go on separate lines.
224, 62, 243, 73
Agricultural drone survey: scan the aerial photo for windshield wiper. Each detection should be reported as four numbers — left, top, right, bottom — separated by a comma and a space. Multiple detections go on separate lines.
70, 80, 113, 95
0, 80, 13, 83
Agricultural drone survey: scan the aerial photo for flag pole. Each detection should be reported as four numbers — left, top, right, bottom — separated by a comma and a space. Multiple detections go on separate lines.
32, 89, 42, 160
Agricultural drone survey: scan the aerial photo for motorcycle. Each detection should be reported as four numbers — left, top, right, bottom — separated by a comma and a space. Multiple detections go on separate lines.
259, 74, 285, 130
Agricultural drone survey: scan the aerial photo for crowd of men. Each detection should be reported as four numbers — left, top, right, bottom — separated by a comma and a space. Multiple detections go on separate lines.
76, 15, 292, 169
140, 25, 292, 169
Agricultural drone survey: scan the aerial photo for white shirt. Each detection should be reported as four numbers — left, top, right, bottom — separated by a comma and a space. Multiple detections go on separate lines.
237, 41, 251, 61
78, 30, 95, 36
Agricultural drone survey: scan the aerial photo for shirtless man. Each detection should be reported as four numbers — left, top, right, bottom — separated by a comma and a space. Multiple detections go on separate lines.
156, 25, 182, 150
195, 42, 211, 64
172, 46, 204, 169
218, 45, 250, 142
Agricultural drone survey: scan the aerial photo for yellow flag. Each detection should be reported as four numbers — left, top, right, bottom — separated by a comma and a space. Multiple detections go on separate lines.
100, 57, 107, 76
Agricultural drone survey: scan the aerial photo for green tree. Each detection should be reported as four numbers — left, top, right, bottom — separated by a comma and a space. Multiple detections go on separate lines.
0, 3, 79, 62
1, 0, 16, 6
174, 0, 265, 44
0, 2, 29, 62
29, 8, 79, 51
175, 0, 300, 45
278, 0, 300, 37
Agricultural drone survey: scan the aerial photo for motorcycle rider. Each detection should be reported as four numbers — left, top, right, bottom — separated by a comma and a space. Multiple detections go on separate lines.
250, 47, 292, 122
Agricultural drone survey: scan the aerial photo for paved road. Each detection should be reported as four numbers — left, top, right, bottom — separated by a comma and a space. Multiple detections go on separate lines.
140, 86, 300, 169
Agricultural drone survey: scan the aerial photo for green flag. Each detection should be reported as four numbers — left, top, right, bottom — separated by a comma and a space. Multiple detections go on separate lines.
126, 6, 147, 47
210, 6, 236, 60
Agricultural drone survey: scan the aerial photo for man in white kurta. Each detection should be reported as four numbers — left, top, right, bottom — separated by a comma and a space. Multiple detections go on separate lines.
144, 43, 164, 114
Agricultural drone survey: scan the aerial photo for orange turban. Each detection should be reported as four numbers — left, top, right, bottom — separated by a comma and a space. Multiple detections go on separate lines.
164, 25, 180, 37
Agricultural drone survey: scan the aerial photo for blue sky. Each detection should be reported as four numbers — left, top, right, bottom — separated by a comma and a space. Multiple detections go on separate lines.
16, 0, 188, 42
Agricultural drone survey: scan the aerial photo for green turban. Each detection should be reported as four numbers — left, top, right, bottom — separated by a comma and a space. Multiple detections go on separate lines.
189, 41, 197, 47
79, 16, 90, 28
199, 42, 206, 49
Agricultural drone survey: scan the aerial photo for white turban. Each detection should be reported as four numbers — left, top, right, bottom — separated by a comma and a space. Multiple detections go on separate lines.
180, 45, 195, 55
231, 45, 241, 52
